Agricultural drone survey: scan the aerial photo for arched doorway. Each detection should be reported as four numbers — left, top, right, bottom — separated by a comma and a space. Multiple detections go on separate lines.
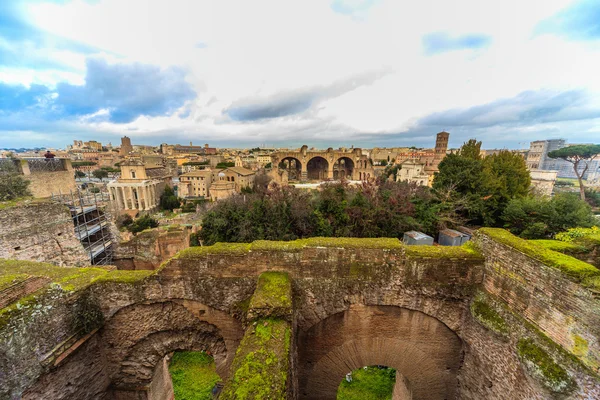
307, 156, 329, 180
297, 305, 463, 399
279, 157, 302, 181
333, 157, 354, 180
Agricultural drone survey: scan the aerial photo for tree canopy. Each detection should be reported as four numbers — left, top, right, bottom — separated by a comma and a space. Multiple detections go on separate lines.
548, 144, 600, 200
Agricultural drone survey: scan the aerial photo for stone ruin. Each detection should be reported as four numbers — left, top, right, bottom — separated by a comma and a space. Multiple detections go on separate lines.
1, 229, 600, 399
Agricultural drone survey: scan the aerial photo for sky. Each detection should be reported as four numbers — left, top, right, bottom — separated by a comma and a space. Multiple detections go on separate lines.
0, 0, 599, 149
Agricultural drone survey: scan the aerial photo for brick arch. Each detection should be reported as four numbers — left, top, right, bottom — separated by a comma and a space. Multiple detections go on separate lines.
113, 327, 226, 387
297, 305, 463, 400
101, 300, 243, 390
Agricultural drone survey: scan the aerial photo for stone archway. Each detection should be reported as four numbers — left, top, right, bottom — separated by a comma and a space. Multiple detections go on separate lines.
333, 157, 355, 180
297, 305, 463, 400
307, 156, 329, 180
279, 157, 302, 181
101, 301, 242, 395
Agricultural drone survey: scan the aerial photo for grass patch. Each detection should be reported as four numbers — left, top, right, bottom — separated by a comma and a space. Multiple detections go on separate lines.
337, 366, 396, 400
176, 242, 251, 258
168, 351, 221, 400
517, 338, 576, 394
470, 294, 509, 337
480, 228, 600, 289
404, 241, 482, 259
221, 318, 291, 400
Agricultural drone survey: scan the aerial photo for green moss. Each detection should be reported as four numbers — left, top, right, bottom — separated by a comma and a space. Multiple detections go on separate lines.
517, 338, 576, 394
221, 318, 291, 400
249, 272, 292, 312
529, 240, 588, 254
176, 242, 251, 258
470, 294, 509, 337
250, 240, 305, 252
337, 366, 397, 400
0, 273, 29, 291
404, 241, 483, 259
296, 237, 402, 249
168, 351, 221, 400
480, 228, 600, 288
0, 197, 39, 210
90, 269, 154, 285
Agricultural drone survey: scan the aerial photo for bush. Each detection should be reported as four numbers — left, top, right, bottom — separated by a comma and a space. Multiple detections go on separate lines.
502, 193, 597, 239
0, 163, 31, 201
127, 215, 158, 234
116, 214, 133, 229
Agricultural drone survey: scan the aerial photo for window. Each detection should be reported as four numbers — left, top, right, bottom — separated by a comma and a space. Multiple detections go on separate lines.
131, 170, 136, 178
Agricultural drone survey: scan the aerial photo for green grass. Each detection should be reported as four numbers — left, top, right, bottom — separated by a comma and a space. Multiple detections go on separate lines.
168, 351, 221, 400
337, 366, 396, 400
480, 228, 600, 290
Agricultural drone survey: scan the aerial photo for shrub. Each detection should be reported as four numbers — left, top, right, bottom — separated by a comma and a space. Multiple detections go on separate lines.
0, 163, 31, 201
116, 214, 133, 229
127, 215, 158, 234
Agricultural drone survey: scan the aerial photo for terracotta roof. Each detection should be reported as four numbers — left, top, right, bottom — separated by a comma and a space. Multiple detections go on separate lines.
226, 166, 255, 176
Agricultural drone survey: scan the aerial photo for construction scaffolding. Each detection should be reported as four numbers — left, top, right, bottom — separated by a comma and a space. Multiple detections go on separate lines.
51, 188, 114, 265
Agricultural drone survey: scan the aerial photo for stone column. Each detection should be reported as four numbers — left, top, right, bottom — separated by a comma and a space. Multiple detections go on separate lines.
146, 185, 153, 209
138, 186, 145, 211
119, 187, 128, 209
301, 162, 308, 181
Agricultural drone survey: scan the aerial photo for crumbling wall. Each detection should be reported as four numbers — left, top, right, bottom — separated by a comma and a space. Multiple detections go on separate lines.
0, 201, 88, 266
112, 226, 190, 270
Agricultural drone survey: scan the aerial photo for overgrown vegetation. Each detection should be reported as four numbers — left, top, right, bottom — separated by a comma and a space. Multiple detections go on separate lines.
0, 162, 31, 201
502, 193, 597, 239
160, 185, 180, 211
337, 366, 396, 400
127, 214, 159, 234
200, 179, 458, 245
168, 351, 221, 400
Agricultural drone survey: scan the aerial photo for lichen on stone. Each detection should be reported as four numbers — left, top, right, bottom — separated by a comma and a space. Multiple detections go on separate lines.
470, 293, 509, 338
517, 338, 576, 394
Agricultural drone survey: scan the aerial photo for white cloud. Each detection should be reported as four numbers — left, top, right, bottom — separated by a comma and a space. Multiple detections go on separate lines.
0, 0, 597, 148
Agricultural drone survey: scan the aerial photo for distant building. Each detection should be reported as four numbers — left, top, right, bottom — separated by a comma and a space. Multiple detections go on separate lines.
396, 160, 429, 186
209, 166, 256, 201
180, 170, 215, 198
84, 140, 102, 151
107, 159, 171, 214
119, 136, 133, 156
173, 142, 217, 155
530, 170, 557, 196
526, 139, 598, 179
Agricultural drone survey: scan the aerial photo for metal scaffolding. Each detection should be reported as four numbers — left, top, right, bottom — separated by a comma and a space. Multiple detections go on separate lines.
51, 188, 114, 265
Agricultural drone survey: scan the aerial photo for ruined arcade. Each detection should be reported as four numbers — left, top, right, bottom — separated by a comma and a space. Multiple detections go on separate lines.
1, 228, 600, 399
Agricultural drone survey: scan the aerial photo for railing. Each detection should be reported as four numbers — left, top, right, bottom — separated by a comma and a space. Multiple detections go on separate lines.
0, 158, 69, 174
24, 158, 67, 172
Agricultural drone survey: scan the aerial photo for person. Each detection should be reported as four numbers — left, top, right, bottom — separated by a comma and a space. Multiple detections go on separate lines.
44, 150, 55, 159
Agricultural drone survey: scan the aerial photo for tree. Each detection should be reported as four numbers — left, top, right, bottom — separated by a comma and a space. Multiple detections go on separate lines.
433, 140, 485, 224
0, 162, 31, 201
92, 169, 109, 180
502, 193, 597, 239
160, 185, 180, 211
480, 150, 531, 225
548, 144, 600, 201
74, 170, 86, 178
